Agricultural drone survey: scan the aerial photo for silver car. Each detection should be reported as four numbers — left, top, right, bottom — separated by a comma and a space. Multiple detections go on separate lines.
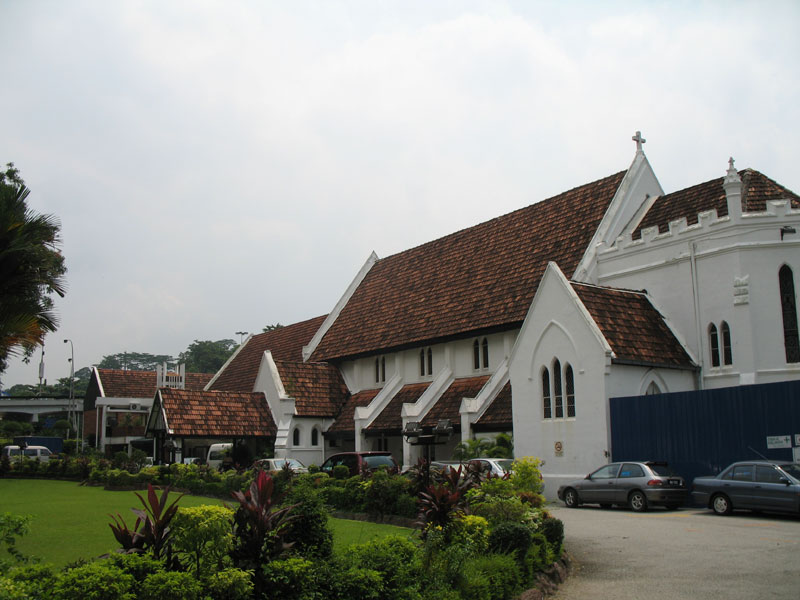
557, 461, 687, 512
692, 460, 800, 515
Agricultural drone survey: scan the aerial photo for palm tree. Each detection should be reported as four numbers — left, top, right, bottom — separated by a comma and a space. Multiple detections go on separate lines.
0, 163, 66, 375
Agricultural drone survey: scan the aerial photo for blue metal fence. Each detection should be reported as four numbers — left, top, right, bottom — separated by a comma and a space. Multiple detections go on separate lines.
610, 379, 800, 494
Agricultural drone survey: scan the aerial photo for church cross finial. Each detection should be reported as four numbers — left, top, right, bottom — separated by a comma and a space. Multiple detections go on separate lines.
632, 131, 646, 152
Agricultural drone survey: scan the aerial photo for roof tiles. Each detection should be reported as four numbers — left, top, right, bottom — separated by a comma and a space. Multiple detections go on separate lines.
572, 283, 694, 368
366, 382, 431, 434
419, 376, 490, 428
325, 388, 381, 436
275, 361, 349, 417
97, 369, 213, 398
209, 315, 327, 392
474, 382, 512, 430
311, 172, 626, 361
634, 169, 799, 238
158, 388, 276, 437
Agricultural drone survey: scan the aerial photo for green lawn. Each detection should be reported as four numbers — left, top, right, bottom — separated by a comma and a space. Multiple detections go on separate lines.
0, 479, 413, 567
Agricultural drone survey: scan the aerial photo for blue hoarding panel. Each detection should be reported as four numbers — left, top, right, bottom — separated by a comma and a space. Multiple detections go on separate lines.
610, 380, 800, 496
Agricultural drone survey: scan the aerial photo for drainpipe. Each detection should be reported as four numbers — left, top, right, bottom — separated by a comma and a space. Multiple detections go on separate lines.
689, 241, 704, 390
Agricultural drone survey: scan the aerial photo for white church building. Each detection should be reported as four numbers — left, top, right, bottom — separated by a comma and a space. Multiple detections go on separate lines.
201, 133, 798, 495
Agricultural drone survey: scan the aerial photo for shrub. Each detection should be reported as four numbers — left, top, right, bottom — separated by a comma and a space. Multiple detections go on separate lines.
363, 470, 412, 519
458, 553, 522, 600
523, 533, 550, 583
488, 521, 532, 558
171, 504, 234, 577
204, 567, 254, 600
332, 464, 350, 480
4, 563, 57, 598
510, 457, 544, 495
107, 469, 138, 488
394, 492, 418, 518
140, 571, 202, 600
317, 560, 384, 600
103, 553, 164, 587
282, 485, 333, 559
261, 557, 317, 600
449, 514, 489, 554
468, 494, 529, 527
52, 562, 135, 600
541, 515, 564, 557
342, 535, 421, 600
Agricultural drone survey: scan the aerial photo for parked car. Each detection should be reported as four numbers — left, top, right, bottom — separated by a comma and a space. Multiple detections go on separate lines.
692, 460, 800, 516
320, 451, 398, 477
206, 443, 233, 470
2, 445, 53, 462
252, 457, 308, 473
557, 461, 687, 512
467, 458, 514, 476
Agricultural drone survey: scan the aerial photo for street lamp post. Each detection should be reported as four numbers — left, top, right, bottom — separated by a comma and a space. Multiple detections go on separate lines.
63, 339, 76, 446
236, 331, 248, 345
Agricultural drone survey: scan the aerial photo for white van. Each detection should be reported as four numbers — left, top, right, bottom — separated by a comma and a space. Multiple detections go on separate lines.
206, 443, 232, 470
2, 445, 53, 462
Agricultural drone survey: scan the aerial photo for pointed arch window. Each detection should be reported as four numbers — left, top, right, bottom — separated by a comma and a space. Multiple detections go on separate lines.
541, 367, 551, 419
721, 321, 733, 365
311, 428, 319, 447
565, 364, 575, 418
375, 357, 386, 383
646, 381, 662, 395
553, 359, 563, 418
473, 340, 480, 370
709, 324, 720, 367
419, 349, 426, 376
292, 428, 300, 447
481, 338, 489, 368
381, 357, 386, 381
779, 265, 799, 363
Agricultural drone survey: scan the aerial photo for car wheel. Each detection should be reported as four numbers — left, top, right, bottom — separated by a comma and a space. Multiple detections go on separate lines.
629, 490, 648, 512
563, 488, 580, 508
712, 493, 733, 515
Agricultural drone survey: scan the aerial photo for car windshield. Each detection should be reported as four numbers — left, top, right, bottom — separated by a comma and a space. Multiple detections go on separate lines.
495, 459, 514, 472
778, 463, 800, 481
648, 464, 677, 476
286, 459, 305, 468
363, 455, 394, 469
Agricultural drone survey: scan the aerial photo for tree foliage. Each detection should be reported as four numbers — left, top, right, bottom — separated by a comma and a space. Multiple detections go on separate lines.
0, 163, 67, 376
97, 352, 175, 372
262, 323, 284, 333
178, 339, 236, 373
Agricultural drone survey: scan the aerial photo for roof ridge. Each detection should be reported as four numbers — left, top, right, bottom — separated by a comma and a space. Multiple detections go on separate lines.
570, 281, 648, 295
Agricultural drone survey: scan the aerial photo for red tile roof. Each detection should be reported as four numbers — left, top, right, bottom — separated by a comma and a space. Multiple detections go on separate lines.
311, 172, 626, 361
474, 382, 512, 431
365, 382, 431, 434
325, 388, 381, 437
634, 169, 799, 238
96, 369, 214, 398
419, 376, 490, 429
275, 361, 349, 417
571, 283, 695, 369
157, 388, 276, 437
209, 315, 327, 392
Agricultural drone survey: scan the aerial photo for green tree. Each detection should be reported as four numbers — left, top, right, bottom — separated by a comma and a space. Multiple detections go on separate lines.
0, 163, 67, 377
262, 323, 284, 332
97, 352, 174, 371
178, 339, 236, 373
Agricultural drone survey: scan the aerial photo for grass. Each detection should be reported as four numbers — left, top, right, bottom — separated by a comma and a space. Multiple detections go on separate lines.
0, 479, 413, 567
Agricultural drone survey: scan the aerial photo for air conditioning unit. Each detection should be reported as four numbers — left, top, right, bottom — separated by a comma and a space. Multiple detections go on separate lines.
129, 403, 140, 411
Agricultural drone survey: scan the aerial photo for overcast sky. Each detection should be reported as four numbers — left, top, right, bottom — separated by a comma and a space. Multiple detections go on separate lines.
1, 0, 798, 388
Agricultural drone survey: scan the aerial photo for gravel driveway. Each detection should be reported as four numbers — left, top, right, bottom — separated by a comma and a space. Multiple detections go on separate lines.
547, 503, 800, 600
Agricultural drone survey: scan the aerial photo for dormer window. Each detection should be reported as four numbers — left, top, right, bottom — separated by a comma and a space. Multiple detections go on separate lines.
375, 356, 386, 383
473, 338, 489, 370
420, 348, 433, 376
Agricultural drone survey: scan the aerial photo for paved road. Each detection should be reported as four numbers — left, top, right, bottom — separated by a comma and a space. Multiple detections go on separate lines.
547, 504, 800, 600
